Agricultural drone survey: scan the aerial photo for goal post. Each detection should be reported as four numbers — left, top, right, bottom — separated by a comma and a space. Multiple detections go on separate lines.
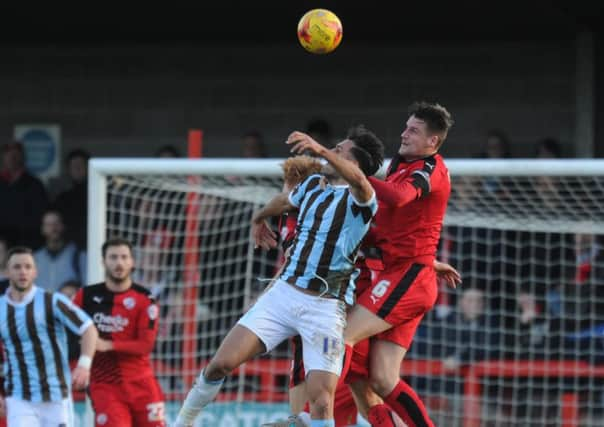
86, 158, 604, 426
87, 158, 286, 282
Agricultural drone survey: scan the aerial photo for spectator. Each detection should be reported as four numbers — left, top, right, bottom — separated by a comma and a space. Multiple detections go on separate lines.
413, 287, 498, 367
241, 130, 267, 157
305, 118, 333, 146
155, 144, 182, 158
515, 291, 549, 353
473, 130, 512, 199
410, 287, 498, 422
34, 209, 87, 292
535, 137, 562, 158
132, 198, 176, 298
552, 234, 604, 362
476, 129, 512, 158
0, 141, 49, 248
0, 237, 8, 281
0, 236, 8, 292
53, 149, 90, 248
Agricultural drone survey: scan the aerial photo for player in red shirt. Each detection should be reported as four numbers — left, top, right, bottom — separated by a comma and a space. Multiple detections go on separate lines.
338, 101, 455, 427
73, 237, 166, 427
273, 153, 460, 427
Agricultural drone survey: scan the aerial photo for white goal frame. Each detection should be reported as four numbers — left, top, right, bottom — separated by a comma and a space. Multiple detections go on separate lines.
87, 158, 604, 282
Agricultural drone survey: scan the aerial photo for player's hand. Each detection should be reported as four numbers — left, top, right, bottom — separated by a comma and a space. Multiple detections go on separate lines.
96, 338, 114, 352
0, 396, 5, 417
434, 260, 461, 289
71, 366, 90, 390
286, 131, 324, 156
252, 219, 277, 250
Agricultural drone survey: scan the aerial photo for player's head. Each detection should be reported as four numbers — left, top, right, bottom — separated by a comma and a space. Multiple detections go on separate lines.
6, 246, 37, 293
324, 125, 384, 178
399, 101, 454, 160
102, 237, 135, 284
281, 155, 323, 192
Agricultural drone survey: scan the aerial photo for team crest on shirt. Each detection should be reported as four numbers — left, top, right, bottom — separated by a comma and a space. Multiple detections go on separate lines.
123, 297, 136, 310
96, 413, 108, 425
148, 304, 159, 320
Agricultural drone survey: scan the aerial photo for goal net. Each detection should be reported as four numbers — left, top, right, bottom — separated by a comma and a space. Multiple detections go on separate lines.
87, 158, 604, 427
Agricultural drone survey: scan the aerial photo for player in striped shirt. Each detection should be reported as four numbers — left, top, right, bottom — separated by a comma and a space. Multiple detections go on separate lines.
0, 246, 97, 427
175, 125, 384, 427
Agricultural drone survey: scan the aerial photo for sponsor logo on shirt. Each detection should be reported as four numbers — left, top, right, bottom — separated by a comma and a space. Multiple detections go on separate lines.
93, 312, 129, 332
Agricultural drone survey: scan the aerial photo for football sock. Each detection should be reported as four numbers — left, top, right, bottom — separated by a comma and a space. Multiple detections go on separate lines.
174, 369, 224, 425
310, 420, 335, 427
367, 403, 397, 427
384, 379, 434, 427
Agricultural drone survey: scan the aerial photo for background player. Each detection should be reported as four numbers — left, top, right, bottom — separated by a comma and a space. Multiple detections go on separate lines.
0, 246, 97, 427
73, 237, 166, 427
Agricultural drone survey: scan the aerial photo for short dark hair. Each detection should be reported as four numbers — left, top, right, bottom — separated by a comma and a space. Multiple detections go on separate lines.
102, 237, 134, 258
408, 101, 454, 150
66, 148, 90, 164
2, 141, 25, 165
154, 144, 181, 158
536, 137, 562, 158
7, 246, 33, 262
241, 130, 267, 157
346, 125, 385, 176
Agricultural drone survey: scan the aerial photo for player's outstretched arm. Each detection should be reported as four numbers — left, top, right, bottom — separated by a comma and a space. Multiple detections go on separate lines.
72, 323, 98, 389
286, 131, 374, 203
251, 193, 295, 250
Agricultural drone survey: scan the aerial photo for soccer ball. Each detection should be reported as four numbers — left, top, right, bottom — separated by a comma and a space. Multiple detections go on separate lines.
297, 9, 343, 54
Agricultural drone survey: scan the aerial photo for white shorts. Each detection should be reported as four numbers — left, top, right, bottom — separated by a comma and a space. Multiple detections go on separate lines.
238, 279, 346, 376
6, 396, 74, 427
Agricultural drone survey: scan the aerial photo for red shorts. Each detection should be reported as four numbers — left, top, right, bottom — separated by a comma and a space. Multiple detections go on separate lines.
89, 377, 165, 427
357, 261, 437, 349
346, 338, 371, 384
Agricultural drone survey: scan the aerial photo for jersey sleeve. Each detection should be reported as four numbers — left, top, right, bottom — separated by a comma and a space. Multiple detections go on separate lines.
349, 191, 378, 224
369, 156, 441, 207
53, 292, 93, 336
111, 295, 159, 355
288, 174, 322, 208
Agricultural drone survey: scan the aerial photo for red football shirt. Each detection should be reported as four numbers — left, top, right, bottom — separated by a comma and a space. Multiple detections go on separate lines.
367, 153, 450, 265
73, 283, 159, 384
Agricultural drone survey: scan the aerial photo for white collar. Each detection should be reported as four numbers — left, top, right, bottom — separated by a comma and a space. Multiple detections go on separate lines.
5, 285, 38, 307
327, 183, 350, 189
